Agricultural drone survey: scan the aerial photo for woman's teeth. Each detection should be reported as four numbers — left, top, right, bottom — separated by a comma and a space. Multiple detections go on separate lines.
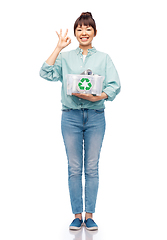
81, 37, 88, 41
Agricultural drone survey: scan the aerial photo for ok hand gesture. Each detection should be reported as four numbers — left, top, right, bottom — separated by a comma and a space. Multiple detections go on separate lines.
56, 29, 71, 50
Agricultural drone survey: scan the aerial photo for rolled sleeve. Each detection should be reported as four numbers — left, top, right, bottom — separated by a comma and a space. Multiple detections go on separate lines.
39, 54, 62, 82
103, 55, 121, 101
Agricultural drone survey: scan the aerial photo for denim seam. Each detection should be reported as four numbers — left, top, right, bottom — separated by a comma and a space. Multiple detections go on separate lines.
83, 109, 88, 125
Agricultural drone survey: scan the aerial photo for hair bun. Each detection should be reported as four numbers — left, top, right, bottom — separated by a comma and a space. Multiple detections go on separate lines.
80, 12, 93, 18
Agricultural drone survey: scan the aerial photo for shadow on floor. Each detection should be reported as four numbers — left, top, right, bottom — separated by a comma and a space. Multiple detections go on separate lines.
69, 226, 99, 240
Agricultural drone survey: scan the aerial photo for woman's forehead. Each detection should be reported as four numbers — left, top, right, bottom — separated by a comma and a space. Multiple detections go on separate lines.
77, 24, 92, 28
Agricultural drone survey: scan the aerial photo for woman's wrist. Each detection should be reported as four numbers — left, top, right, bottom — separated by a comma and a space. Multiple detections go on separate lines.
99, 92, 108, 100
55, 45, 63, 52
90, 92, 108, 102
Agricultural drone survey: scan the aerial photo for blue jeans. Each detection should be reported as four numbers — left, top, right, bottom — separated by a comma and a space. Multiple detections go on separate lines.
61, 109, 106, 214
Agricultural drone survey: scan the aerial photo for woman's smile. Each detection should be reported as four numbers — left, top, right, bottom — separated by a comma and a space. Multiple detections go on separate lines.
80, 37, 89, 42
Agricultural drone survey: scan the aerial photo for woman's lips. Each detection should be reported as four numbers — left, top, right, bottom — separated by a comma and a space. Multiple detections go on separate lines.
80, 37, 89, 42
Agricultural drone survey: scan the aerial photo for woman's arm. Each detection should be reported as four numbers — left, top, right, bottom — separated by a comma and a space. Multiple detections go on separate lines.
39, 29, 71, 82
46, 47, 62, 66
103, 54, 121, 101
46, 29, 71, 65
72, 92, 108, 102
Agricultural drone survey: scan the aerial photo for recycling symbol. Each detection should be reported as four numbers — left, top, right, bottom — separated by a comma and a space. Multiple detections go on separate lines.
77, 78, 93, 92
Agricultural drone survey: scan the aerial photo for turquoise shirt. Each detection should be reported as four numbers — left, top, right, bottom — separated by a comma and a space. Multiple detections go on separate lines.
39, 47, 121, 110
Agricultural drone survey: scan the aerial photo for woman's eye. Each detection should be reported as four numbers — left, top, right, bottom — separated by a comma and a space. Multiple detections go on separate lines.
77, 29, 82, 31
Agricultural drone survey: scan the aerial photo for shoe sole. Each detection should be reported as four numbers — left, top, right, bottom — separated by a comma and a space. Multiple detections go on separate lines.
69, 223, 84, 231
83, 223, 98, 231
69, 226, 82, 230
85, 226, 98, 231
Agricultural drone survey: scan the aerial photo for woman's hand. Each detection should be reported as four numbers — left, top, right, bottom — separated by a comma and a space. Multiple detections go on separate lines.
72, 92, 108, 102
56, 29, 71, 50
45, 29, 71, 65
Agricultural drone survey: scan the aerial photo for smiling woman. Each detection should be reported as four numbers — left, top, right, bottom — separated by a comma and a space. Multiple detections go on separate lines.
39, 11, 121, 231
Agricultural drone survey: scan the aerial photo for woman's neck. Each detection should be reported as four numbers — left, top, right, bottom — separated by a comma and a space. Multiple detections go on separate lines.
79, 44, 92, 55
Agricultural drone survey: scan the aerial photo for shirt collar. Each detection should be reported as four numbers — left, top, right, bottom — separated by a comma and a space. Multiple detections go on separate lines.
75, 47, 97, 55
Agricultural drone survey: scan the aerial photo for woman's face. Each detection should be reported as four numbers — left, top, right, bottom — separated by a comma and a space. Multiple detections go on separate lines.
75, 25, 96, 48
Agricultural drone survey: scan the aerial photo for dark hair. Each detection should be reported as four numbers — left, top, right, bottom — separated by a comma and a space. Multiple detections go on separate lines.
74, 12, 96, 36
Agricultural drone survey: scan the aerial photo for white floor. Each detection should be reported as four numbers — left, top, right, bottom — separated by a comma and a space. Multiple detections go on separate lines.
61, 210, 167, 240
64, 227, 101, 240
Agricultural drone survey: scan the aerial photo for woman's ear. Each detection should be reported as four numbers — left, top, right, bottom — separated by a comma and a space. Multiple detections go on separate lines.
94, 30, 97, 37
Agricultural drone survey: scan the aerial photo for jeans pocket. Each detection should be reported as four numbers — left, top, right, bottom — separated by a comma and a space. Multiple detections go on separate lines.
62, 109, 72, 112
94, 109, 104, 113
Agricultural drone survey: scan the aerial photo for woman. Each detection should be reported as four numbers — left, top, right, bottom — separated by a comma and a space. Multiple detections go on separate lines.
39, 12, 121, 231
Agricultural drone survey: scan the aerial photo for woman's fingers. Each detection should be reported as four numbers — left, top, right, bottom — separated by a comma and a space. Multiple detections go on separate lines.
56, 29, 62, 38
55, 31, 59, 37
64, 29, 68, 37
56, 29, 68, 39
65, 37, 71, 45
65, 35, 71, 42
55, 29, 71, 48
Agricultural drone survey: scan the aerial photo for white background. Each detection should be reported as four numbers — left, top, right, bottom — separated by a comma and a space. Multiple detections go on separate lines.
0, 0, 167, 239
